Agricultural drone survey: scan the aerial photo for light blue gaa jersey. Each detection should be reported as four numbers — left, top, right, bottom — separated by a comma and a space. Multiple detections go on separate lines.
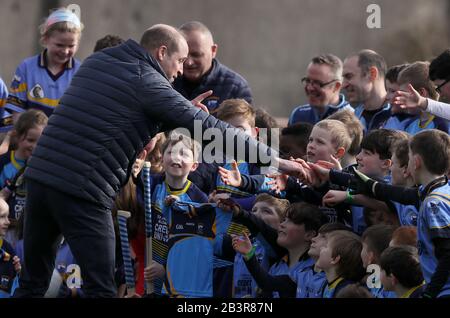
269, 254, 315, 298
294, 268, 327, 298
151, 178, 231, 298
5, 51, 80, 117
288, 94, 353, 126
369, 286, 397, 298
417, 182, 450, 297
233, 235, 276, 298
390, 201, 418, 226
0, 77, 13, 132
151, 177, 209, 297
0, 151, 26, 188
405, 115, 450, 135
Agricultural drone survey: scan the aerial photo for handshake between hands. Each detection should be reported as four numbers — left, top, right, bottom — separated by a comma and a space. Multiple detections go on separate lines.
217, 157, 339, 194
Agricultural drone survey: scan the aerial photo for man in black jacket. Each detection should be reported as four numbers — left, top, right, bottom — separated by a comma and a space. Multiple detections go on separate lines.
173, 21, 252, 112
14, 24, 309, 298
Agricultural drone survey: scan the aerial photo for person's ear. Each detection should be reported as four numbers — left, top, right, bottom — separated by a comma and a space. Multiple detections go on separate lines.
417, 87, 429, 98
190, 162, 199, 172
331, 254, 341, 265
335, 147, 346, 159
252, 127, 259, 139
156, 45, 168, 62
333, 81, 342, 93
382, 158, 392, 170
211, 44, 218, 59
414, 154, 421, 171
369, 66, 379, 81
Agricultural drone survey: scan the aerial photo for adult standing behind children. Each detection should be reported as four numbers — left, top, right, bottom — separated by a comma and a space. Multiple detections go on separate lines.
14, 24, 310, 298
342, 50, 391, 133
5, 5, 82, 118
173, 21, 253, 112
288, 54, 353, 126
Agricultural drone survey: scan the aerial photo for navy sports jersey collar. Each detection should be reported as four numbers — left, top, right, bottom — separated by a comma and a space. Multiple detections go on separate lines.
419, 176, 448, 201
38, 50, 75, 81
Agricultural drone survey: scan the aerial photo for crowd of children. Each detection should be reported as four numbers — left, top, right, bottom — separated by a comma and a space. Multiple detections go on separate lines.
0, 4, 449, 299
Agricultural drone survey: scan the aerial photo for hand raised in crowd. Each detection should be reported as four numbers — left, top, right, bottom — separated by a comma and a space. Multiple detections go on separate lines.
231, 232, 253, 255
218, 161, 242, 187
322, 190, 348, 207
265, 173, 289, 194
307, 161, 333, 187
393, 84, 428, 111
276, 157, 315, 184
191, 90, 213, 114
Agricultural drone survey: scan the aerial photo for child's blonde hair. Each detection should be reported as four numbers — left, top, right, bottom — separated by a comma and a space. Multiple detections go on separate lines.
215, 99, 256, 127
314, 119, 352, 151
328, 110, 364, 156
161, 131, 201, 162
39, 6, 84, 44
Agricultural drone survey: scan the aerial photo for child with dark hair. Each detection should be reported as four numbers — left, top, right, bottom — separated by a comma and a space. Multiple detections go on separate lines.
334, 129, 450, 298
316, 230, 365, 298
279, 122, 313, 160
93, 34, 124, 52
335, 283, 373, 298
361, 224, 396, 298
380, 246, 425, 298
230, 202, 324, 297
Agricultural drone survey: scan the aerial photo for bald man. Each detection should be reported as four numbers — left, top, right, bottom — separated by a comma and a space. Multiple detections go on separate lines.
174, 21, 253, 112
14, 24, 308, 298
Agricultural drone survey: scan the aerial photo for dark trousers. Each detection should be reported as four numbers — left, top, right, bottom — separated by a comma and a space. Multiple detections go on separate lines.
13, 179, 117, 298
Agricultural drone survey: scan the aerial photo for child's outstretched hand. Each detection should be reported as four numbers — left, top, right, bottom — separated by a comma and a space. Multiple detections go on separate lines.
218, 161, 241, 187
209, 190, 231, 203
232, 232, 252, 255
216, 196, 241, 217
322, 190, 347, 207
165, 195, 180, 206
266, 173, 289, 193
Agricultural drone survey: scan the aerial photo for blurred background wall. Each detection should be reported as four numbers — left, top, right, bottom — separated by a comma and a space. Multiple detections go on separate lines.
1, 0, 449, 117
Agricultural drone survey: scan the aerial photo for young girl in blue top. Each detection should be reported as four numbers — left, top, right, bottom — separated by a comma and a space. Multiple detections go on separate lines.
6, 5, 83, 117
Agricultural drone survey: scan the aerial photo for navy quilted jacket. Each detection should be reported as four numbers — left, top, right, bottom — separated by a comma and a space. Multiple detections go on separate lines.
173, 59, 252, 111
25, 40, 271, 209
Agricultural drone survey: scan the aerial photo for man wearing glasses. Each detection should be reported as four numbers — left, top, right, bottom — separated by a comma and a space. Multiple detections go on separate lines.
288, 54, 352, 126
342, 49, 391, 133
394, 49, 450, 121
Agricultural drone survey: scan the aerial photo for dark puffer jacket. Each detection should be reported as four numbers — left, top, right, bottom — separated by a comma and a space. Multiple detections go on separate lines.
173, 59, 253, 112
25, 39, 272, 209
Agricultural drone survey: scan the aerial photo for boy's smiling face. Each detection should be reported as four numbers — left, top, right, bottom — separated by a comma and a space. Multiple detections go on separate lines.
162, 142, 198, 179
356, 148, 390, 177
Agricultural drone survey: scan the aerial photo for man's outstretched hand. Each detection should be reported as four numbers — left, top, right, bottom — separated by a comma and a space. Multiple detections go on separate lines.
191, 90, 213, 114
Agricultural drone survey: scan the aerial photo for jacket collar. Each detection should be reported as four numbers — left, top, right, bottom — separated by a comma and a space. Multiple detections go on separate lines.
123, 39, 169, 82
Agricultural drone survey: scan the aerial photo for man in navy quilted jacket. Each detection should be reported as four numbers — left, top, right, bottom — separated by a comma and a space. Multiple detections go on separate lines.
173, 21, 252, 112
14, 24, 308, 298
